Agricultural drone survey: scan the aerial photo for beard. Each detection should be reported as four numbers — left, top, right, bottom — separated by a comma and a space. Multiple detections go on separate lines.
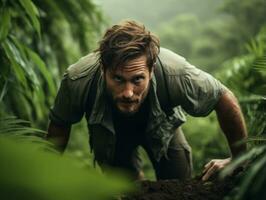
105, 84, 150, 117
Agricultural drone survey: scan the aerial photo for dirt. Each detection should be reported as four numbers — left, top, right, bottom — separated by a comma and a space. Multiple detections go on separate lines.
122, 175, 236, 200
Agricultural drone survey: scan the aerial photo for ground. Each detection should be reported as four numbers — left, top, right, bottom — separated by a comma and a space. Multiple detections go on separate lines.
122, 175, 236, 200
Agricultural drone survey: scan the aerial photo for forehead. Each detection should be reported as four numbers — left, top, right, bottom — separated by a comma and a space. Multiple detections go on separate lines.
110, 55, 149, 75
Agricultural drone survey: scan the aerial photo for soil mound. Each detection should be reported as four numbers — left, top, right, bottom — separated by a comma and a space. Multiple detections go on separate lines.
122, 175, 235, 200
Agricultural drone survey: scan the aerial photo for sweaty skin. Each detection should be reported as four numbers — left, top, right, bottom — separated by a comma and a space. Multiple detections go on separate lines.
202, 90, 247, 181
105, 55, 153, 116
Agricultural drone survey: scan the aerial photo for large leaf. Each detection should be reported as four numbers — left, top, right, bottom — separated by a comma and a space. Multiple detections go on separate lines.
0, 8, 11, 41
10, 36, 56, 98
0, 80, 8, 102
9, 36, 40, 88
26, 46, 57, 96
0, 136, 133, 200
19, 0, 41, 37
221, 146, 266, 177
2, 40, 28, 89
0, 116, 46, 139
234, 150, 266, 199
253, 55, 266, 75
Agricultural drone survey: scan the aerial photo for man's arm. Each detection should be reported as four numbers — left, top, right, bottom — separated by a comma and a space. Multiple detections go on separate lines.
46, 121, 71, 153
202, 89, 248, 180
215, 89, 248, 156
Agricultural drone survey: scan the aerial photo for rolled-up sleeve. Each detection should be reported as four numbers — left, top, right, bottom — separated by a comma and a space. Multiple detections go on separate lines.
176, 63, 226, 117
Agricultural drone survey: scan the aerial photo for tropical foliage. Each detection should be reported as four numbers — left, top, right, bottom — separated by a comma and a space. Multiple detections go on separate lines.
0, 0, 106, 127
0, 135, 132, 200
219, 27, 266, 200
157, 0, 266, 72
1, 0, 266, 199
0, 1, 132, 199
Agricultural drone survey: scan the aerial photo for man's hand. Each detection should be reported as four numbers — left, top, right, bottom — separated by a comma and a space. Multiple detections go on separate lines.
202, 157, 231, 181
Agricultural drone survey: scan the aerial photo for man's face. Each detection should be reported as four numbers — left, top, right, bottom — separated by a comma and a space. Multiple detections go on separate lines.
105, 55, 152, 116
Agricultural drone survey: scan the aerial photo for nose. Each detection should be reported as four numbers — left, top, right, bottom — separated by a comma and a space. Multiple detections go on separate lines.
121, 83, 134, 99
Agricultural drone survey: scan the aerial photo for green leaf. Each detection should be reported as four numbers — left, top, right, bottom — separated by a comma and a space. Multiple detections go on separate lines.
19, 0, 41, 37
0, 137, 133, 200
0, 116, 45, 135
31, 85, 47, 120
245, 136, 266, 143
9, 36, 56, 97
221, 146, 266, 177
26, 48, 57, 96
0, 127, 45, 135
237, 151, 266, 199
2, 41, 28, 89
0, 116, 28, 123
0, 80, 8, 102
0, 116, 53, 154
0, 8, 11, 41
253, 85, 266, 95
253, 56, 266, 75
10, 36, 41, 88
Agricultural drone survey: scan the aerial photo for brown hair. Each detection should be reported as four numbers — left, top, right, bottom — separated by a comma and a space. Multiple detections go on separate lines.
96, 20, 160, 72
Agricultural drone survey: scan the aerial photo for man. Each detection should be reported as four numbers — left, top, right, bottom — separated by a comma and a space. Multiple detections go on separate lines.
47, 20, 247, 181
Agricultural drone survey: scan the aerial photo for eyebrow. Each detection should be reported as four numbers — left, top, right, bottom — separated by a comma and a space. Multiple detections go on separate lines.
132, 72, 146, 77
112, 72, 146, 81
112, 71, 146, 76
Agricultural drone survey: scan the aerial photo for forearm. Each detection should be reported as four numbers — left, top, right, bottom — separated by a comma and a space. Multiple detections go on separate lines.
46, 121, 71, 153
215, 90, 248, 157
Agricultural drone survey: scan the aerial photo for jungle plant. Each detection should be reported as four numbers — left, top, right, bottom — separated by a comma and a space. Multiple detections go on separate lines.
0, 116, 132, 200
219, 27, 266, 200
0, 0, 106, 128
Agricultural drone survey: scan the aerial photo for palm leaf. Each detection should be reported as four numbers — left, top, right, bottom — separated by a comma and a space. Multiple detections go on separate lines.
221, 145, 266, 177
0, 8, 11, 41
0, 80, 8, 102
0, 116, 53, 149
2, 40, 28, 89
233, 150, 266, 199
19, 0, 41, 37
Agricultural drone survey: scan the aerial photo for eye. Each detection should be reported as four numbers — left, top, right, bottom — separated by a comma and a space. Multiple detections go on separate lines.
113, 75, 123, 82
132, 76, 145, 84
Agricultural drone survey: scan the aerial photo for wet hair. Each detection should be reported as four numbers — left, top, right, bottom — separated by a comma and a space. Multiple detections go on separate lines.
96, 20, 160, 72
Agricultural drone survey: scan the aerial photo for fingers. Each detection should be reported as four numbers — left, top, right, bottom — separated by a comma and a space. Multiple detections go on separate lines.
203, 161, 212, 173
203, 159, 217, 174
202, 163, 219, 181
202, 158, 232, 181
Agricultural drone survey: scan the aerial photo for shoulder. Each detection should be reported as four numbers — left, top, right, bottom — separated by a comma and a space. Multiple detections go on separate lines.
58, 52, 101, 108
65, 52, 100, 81
157, 48, 187, 75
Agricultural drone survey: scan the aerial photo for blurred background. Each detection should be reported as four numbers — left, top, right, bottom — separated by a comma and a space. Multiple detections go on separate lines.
0, 0, 265, 199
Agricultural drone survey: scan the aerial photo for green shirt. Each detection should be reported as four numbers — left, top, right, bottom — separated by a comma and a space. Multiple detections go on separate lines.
49, 48, 226, 163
